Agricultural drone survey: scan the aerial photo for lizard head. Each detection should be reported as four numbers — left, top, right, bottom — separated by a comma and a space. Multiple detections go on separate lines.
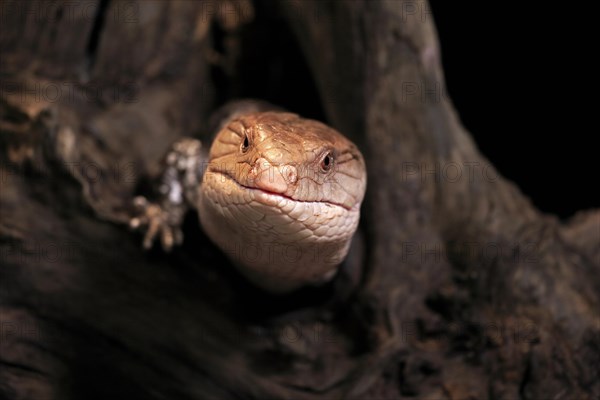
199, 112, 366, 292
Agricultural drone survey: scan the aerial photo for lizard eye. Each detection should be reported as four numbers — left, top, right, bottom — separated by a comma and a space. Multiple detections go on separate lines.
240, 134, 250, 153
320, 152, 333, 173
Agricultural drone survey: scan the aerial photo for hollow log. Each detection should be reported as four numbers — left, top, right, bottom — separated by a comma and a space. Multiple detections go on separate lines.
1, 1, 598, 399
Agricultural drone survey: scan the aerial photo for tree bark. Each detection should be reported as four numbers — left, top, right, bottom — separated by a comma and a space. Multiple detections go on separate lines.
1, 1, 598, 399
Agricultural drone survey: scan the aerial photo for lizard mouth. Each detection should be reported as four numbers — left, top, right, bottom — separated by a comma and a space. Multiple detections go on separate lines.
210, 171, 353, 211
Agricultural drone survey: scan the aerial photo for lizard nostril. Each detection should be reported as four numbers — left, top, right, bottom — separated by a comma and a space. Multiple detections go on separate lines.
281, 165, 298, 184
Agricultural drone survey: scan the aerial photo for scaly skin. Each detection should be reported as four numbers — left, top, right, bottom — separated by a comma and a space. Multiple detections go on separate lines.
131, 107, 366, 293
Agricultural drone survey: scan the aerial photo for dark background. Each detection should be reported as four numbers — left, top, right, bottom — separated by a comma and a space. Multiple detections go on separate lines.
228, 1, 597, 220
429, 2, 597, 219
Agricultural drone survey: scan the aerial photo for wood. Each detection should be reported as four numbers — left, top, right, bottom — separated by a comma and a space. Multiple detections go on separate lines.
1, 1, 598, 399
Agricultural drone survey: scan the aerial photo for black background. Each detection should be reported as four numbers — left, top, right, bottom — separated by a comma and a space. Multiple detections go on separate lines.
429, 2, 597, 219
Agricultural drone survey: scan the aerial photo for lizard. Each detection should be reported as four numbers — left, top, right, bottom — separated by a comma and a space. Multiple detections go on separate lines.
130, 100, 367, 293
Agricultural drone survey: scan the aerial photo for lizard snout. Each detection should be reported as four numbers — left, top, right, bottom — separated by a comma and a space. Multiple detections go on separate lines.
249, 157, 297, 194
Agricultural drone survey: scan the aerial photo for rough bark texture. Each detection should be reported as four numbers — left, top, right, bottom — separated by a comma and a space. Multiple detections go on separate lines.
1, 1, 598, 399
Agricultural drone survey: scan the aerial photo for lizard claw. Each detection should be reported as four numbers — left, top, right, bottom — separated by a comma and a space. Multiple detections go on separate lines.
130, 196, 182, 252
129, 137, 204, 252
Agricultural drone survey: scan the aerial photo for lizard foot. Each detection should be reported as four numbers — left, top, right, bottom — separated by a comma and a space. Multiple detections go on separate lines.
129, 196, 183, 251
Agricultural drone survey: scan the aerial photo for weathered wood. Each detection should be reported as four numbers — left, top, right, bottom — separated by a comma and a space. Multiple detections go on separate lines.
1, 1, 598, 399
